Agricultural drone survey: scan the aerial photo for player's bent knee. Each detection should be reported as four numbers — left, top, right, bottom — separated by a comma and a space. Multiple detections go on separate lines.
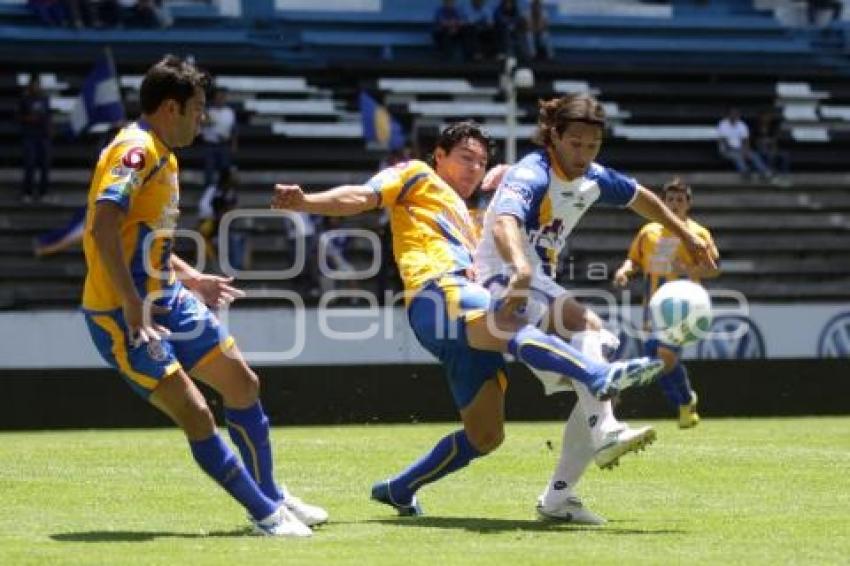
180, 404, 216, 440
236, 367, 260, 401
467, 426, 505, 454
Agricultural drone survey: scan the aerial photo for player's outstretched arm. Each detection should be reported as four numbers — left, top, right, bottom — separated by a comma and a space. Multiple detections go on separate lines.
171, 254, 245, 308
629, 185, 717, 271
272, 183, 378, 217
492, 214, 533, 314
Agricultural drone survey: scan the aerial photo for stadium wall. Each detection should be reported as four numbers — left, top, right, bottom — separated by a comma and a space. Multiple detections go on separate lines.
2, 304, 850, 369
0, 359, 847, 430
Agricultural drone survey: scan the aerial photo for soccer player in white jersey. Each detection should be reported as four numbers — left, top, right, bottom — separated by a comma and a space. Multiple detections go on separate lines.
475, 93, 716, 523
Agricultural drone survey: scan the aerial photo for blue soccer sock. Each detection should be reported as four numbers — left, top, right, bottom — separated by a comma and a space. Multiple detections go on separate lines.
387, 430, 482, 504
508, 325, 609, 395
225, 401, 284, 503
190, 433, 278, 521
659, 363, 694, 407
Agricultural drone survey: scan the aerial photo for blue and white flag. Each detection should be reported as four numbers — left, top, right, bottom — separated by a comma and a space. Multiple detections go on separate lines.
359, 91, 405, 151
70, 51, 124, 135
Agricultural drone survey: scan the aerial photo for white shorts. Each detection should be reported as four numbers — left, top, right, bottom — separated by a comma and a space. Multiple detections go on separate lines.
478, 270, 620, 395
478, 270, 568, 328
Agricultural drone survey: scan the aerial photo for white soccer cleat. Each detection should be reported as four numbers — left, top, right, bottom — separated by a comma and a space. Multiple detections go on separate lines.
594, 424, 657, 470
536, 496, 607, 525
252, 506, 313, 537
282, 495, 329, 527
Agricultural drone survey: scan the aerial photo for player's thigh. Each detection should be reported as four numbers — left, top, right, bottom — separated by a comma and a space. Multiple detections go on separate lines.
542, 293, 603, 335
191, 343, 260, 409
164, 289, 256, 405
459, 376, 506, 454
411, 275, 508, 352
149, 368, 216, 441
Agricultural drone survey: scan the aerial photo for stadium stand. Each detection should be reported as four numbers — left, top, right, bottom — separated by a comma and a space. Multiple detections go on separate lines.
1, 0, 850, 309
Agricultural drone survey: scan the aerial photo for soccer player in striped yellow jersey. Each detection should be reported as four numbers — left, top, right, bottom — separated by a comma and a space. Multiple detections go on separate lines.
614, 178, 721, 428
272, 121, 666, 517
81, 56, 324, 536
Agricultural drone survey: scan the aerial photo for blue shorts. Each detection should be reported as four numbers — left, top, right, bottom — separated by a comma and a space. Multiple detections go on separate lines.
84, 285, 233, 399
408, 275, 507, 410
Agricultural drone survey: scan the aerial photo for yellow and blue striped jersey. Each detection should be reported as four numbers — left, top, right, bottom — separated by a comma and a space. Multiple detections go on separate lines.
82, 121, 181, 311
628, 218, 717, 296
366, 160, 478, 297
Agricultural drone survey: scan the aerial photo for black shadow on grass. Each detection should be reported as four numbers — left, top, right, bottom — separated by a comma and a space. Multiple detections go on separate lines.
365, 517, 686, 535
50, 529, 251, 542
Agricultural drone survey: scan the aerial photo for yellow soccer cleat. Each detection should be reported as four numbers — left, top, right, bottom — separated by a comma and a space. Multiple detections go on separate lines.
678, 392, 700, 429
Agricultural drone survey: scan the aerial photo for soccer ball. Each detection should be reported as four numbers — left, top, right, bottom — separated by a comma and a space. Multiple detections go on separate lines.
648, 280, 713, 346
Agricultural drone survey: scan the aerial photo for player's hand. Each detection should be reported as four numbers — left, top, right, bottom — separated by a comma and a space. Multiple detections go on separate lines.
272, 184, 306, 210
188, 274, 245, 308
683, 233, 717, 271
123, 296, 171, 348
481, 164, 509, 192
497, 268, 532, 327
613, 267, 630, 288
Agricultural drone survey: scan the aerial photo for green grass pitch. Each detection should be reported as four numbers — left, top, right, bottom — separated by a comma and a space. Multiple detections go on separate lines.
1, 418, 848, 565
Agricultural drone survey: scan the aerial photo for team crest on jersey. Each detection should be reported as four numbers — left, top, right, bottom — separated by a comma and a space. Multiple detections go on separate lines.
146, 340, 168, 362
529, 218, 566, 250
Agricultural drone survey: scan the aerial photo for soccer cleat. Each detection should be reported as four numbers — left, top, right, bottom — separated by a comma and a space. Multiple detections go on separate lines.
594, 424, 657, 470
598, 357, 664, 398
371, 480, 423, 517
282, 495, 329, 527
252, 505, 313, 537
536, 496, 607, 525
678, 392, 700, 429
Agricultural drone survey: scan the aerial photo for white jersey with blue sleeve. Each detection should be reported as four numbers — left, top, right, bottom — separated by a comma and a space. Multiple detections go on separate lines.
475, 149, 638, 283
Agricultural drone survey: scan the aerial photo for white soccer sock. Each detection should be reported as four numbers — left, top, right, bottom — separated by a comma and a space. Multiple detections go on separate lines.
570, 331, 619, 447
541, 402, 594, 508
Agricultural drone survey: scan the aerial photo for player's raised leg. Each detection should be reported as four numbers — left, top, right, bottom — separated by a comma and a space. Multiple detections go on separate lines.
191, 342, 328, 526
467, 313, 664, 399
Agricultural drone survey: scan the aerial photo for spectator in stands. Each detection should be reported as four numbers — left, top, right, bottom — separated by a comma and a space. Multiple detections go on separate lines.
754, 110, 791, 180
126, 0, 171, 28
433, 0, 473, 62
28, 0, 71, 27
494, 0, 530, 60
18, 74, 52, 204
467, 0, 498, 61
717, 108, 773, 182
200, 87, 237, 189
95, 0, 124, 27
527, 0, 554, 60
198, 167, 249, 271
807, 0, 843, 26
